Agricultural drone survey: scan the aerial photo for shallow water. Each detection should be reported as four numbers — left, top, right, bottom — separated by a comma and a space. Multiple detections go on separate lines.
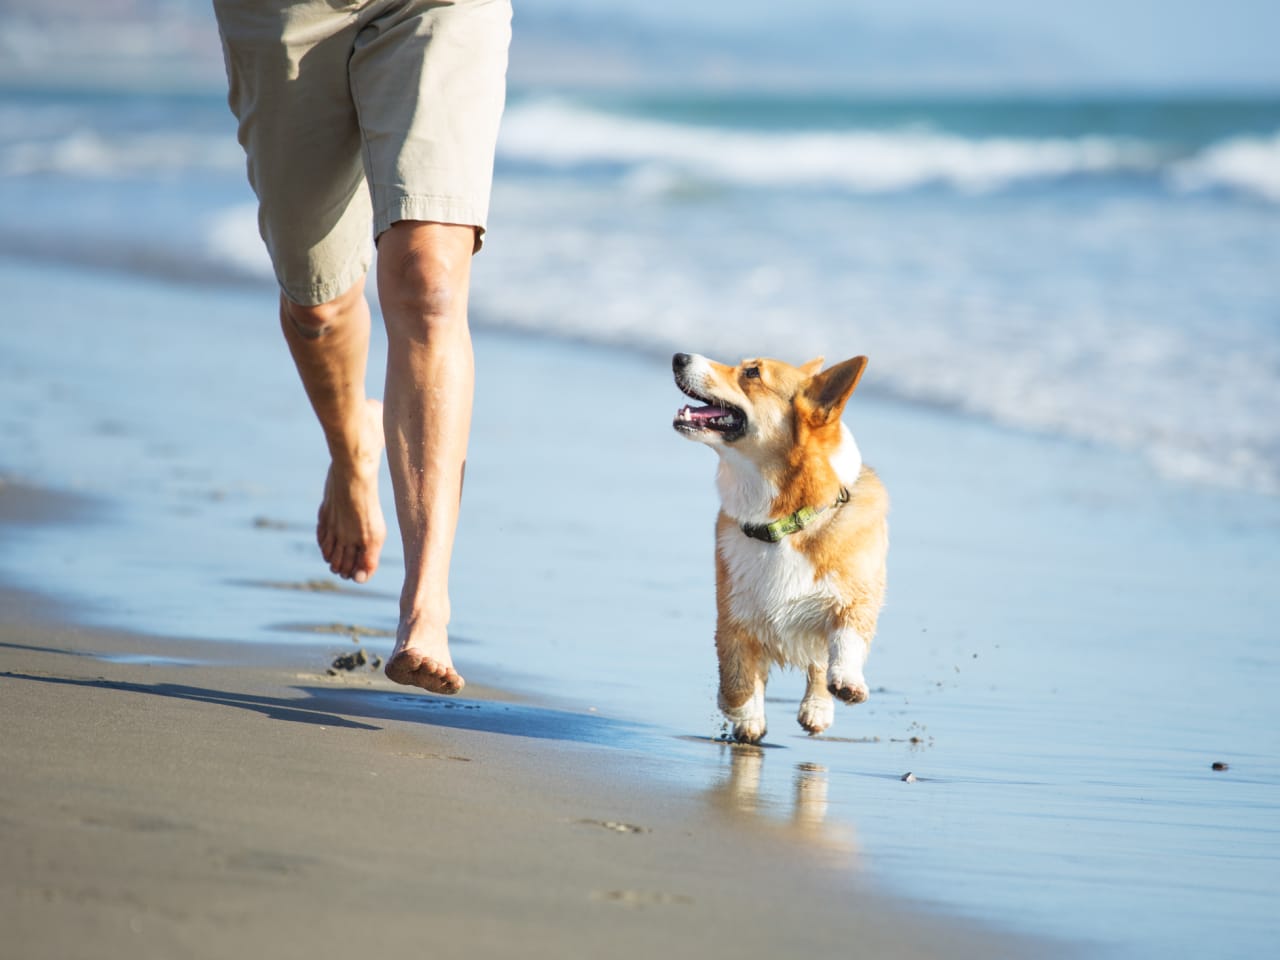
2, 257, 1278, 959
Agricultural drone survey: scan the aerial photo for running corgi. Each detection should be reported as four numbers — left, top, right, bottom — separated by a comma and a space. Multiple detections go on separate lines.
672, 352, 888, 743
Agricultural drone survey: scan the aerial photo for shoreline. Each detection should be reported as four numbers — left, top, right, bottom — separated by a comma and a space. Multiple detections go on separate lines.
0, 479, 1047, 959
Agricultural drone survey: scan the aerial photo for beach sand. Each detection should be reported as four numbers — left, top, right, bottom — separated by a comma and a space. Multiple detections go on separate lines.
0, 568, 1029, 960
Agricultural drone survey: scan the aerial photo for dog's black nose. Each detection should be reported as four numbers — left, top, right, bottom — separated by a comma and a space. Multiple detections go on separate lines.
672, 352, 690, 373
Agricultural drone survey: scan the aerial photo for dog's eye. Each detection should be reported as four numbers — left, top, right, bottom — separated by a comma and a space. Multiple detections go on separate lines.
744, 366, 760, 379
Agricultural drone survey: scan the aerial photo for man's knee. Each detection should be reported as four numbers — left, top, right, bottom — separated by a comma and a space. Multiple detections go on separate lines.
389, 253, 461, 329
281, 282, 365, 340
378, 222, 475, 343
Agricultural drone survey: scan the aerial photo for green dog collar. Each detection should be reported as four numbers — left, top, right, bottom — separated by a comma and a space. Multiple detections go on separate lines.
741, 487, 850, 544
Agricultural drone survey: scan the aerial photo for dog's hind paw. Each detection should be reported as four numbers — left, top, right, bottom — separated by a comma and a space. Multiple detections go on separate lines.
798, 696, 835, 734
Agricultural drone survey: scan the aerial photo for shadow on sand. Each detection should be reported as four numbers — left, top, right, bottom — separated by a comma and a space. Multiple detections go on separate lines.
0, 662, 650, 748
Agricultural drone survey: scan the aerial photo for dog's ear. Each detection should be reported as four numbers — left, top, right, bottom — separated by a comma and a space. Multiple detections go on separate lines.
799, 356, 825, 377
799, 356, 868, 425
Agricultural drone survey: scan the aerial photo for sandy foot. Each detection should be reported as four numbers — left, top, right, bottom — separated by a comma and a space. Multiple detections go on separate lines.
385, 621, 464, 695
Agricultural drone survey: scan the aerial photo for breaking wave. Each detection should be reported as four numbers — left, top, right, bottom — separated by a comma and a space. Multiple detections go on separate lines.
498, 98, 1280, 203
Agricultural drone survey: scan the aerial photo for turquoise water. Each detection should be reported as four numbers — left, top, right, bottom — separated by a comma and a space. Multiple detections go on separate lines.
570, 91, 1280, 143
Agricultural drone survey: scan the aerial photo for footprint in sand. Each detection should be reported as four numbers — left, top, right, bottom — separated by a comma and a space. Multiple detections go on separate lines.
394, 751, 472, 763
592, 890, 694, 908
576, 818, 649, 834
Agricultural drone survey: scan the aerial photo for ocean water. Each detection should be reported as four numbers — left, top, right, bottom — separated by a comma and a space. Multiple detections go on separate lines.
487, 93, 1280, 497
3, 83, 1280, 959
1, 89, 1279, 493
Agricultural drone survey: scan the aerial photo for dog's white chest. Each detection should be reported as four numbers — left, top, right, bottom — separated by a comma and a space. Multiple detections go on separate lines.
718, 530, 839, 654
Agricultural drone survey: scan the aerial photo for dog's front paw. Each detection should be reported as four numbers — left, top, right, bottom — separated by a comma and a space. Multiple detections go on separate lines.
722, 699, 768, 743
729, 716, 768, 744
720, 680, 767, 743
797, 695, 834, 735
827, 666, 869, 704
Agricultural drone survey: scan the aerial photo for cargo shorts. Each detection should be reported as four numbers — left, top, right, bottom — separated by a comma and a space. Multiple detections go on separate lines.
213, 0, 512, 306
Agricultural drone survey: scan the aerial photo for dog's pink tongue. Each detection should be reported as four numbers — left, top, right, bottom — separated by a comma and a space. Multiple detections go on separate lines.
685, 404, 731, 421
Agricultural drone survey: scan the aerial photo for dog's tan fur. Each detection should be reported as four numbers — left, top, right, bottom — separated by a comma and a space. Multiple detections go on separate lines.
674, 352, 888, 742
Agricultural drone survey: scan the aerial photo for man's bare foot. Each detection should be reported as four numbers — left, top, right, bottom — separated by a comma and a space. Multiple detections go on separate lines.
316, 398, 387, 584
385, 620, 464, 695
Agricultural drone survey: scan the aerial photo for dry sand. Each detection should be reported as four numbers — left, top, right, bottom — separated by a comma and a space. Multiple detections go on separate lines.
0, 579, 1036, 960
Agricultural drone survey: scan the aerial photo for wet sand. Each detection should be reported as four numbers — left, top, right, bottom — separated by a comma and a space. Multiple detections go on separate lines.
0, 571, 1035, 960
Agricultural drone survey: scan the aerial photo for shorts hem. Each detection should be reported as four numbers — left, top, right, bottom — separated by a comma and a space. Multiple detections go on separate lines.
375, 195, 490, 251
278, 253, 372, 307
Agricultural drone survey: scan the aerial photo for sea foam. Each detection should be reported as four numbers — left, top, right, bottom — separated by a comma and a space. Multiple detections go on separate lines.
1171, 131, 1280, 202
498, 98, 1280, 204
0, 129, 241, 177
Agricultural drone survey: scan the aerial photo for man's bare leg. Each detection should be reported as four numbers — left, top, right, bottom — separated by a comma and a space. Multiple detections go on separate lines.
280, 279, 387, 584
377, 221, 476, 695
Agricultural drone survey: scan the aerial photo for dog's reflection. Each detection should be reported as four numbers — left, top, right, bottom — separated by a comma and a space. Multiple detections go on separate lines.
707, 743, 858, 863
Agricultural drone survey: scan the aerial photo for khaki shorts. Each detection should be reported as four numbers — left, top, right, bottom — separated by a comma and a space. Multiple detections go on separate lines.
214, 0, 512, 305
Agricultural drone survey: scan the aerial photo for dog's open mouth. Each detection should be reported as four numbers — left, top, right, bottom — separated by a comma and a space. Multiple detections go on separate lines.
673, 386, 747, 441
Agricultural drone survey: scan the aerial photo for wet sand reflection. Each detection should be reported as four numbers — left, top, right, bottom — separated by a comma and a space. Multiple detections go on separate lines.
707, 743, 859, 864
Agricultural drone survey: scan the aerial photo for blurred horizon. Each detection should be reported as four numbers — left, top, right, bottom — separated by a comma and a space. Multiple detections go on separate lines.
1, 0, 1279, 96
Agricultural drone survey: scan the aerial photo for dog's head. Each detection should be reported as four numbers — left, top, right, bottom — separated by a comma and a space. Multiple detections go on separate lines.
672, 352, 868, 463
